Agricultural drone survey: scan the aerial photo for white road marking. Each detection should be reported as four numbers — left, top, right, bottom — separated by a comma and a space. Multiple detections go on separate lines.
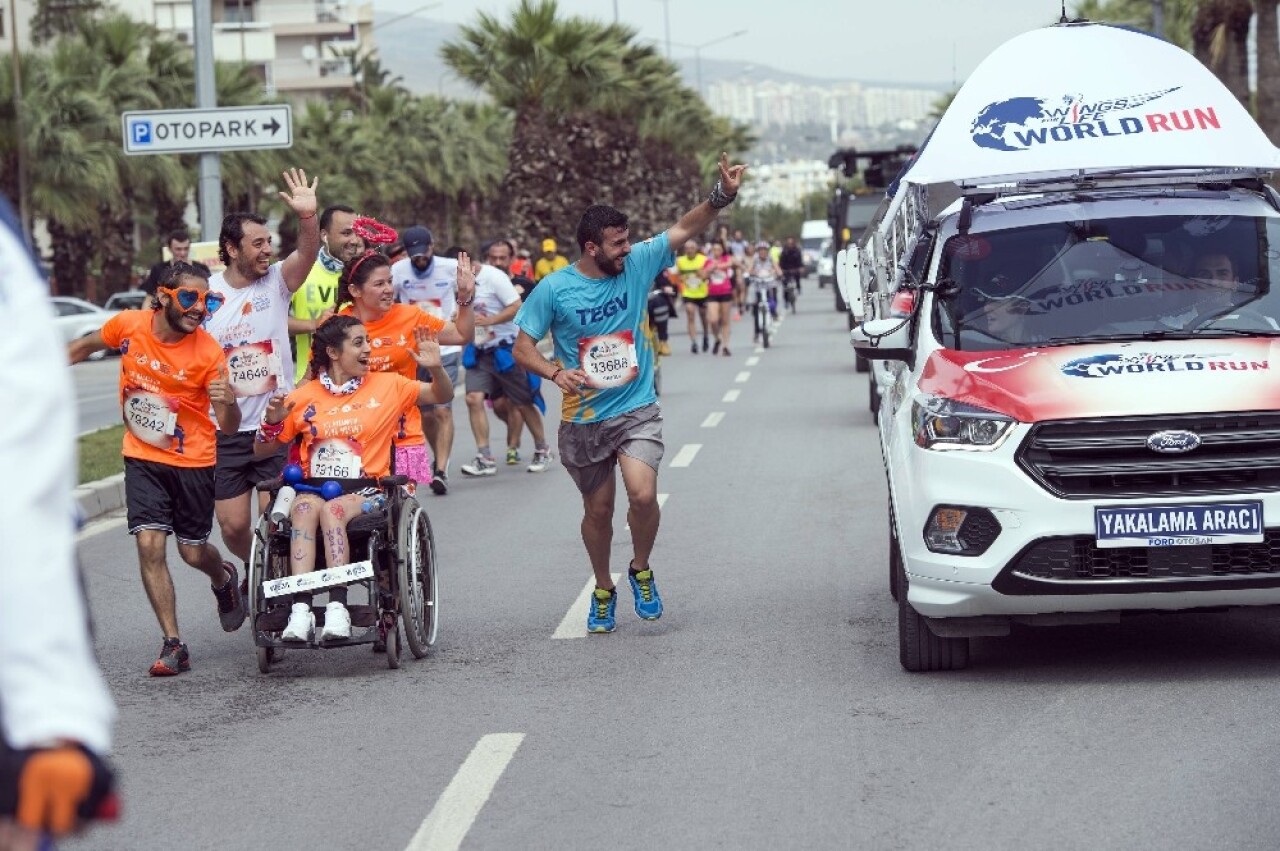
735, 371, 751, 383
669, 443, 702, 468
701, 412, 725, 428
404, 733, 525, 851
722, 389, 741, 403
753, 346, 765, 354
552, 572, 621, 639
624, 493, 668, 531
745, 356, 760, 366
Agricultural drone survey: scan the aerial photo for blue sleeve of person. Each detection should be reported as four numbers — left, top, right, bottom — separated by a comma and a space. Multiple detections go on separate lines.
629, 232, 675, 298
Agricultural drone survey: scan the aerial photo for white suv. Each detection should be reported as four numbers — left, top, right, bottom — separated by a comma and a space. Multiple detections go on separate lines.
844, 21, 1280, 671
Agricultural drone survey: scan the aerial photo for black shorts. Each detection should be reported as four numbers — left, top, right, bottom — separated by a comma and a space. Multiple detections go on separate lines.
706, 293, 733, 303
125, 458, 216, 545
464, 347, 535, 405
214, 431, 285, 501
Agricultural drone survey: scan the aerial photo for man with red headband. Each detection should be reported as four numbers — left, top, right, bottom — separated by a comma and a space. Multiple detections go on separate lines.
69, 263, 245, 675
204, 168, 321, 582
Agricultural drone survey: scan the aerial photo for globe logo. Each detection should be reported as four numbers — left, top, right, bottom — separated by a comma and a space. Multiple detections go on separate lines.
970, 97, 1050, 151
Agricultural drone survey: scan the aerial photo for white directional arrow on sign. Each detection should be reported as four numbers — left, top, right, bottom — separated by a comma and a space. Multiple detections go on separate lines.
122, 105, 293, 155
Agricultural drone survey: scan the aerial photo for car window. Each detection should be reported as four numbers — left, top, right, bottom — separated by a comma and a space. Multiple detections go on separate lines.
934, 213, 1280, 350
53, 301, 89, 316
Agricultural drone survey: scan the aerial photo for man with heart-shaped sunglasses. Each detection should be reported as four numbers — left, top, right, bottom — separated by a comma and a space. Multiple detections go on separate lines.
69, 262, 246, 677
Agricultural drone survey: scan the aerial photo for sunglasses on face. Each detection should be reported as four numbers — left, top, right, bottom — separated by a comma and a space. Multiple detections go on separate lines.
160, 286, 224, 314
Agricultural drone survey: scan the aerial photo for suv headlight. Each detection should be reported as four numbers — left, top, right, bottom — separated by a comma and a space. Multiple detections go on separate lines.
911, 394, 1015, 451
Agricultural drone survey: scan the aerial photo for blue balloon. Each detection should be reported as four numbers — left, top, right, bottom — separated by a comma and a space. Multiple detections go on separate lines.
283, 464, 305, 485
321, 481, 344, 501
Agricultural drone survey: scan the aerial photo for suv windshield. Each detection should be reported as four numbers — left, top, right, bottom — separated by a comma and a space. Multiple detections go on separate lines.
935, 212, 1280, 350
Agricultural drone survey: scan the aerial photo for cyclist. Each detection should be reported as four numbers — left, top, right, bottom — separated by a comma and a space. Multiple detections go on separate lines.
335, 236, 476, 486
675, 239, 710, 353
253, 315, 455, 643
705, 238, 736, 357
2, 194, 115, 845
779, 236, 804, 295
747, 240, 784, 323
68, 263, 247, 676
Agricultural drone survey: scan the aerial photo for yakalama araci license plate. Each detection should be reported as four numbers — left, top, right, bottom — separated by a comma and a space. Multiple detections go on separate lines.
1094, 502, 1264, 549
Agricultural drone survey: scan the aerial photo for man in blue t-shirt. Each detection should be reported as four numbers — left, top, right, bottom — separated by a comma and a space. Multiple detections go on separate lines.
514, 152, 747, 635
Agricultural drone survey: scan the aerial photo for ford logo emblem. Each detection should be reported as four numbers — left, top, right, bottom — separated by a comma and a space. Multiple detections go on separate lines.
1146, 430, 1202, 454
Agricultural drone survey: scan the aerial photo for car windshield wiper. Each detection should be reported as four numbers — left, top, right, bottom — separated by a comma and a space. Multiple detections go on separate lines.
1038, 328, 1280, 348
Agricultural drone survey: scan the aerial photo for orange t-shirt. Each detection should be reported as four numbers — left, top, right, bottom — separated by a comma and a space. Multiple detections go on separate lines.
339, 304, 446, 446
275, 371, 420, 479
99, 310, 226, 467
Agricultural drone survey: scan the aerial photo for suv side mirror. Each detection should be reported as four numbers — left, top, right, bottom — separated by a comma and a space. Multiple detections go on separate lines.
836, 248, 865, 320
850, 318, 913, 364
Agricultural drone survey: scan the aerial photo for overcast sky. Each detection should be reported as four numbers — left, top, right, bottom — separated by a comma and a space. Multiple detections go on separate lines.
373, 0, 1074, 86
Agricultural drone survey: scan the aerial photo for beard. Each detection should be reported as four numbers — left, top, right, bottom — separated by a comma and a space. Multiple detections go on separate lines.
162, 302, 200, 334
597, 253, 625, 277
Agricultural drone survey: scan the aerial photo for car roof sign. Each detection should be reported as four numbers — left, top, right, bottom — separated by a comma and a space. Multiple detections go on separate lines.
903, 22, 1280, 187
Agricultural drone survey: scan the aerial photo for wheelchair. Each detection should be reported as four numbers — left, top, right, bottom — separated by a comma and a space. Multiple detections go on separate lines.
246, 472, 439, 673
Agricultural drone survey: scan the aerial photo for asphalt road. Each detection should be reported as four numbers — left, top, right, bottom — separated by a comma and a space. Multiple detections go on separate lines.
68, 288, 1280, 850
71, 356, 124, 435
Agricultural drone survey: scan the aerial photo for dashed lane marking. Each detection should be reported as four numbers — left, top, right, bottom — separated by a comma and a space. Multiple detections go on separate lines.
669, 443, 702, 468
404, 733, 525, 851
552, 572, 621, 639
702, 412, 725, 428
722, 389, 741, 403
746, 356, 760, 366
735, 372, 751, 383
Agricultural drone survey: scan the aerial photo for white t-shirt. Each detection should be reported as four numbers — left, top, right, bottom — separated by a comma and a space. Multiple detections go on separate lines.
473, 264, 521, 349
205, 263, 295, 432
392, 256, 461, 356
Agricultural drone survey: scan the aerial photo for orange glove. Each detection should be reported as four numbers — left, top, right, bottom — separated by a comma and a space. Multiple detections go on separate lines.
15, 747, 93, 834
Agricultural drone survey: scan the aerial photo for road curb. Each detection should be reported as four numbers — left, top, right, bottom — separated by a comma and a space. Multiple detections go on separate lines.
76, 473, 125, 523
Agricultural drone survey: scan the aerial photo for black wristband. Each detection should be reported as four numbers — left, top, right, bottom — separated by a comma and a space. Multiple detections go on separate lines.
708, 179, 737, 209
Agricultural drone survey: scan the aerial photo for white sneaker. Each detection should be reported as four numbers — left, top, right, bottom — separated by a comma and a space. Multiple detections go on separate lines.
282, 602, 315, 643
527, 449, 554, 473
320, 601, 352, 641
460, 454, 497, 476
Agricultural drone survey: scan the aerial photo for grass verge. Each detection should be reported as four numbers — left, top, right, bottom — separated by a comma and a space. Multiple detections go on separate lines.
79, 425, 124, 484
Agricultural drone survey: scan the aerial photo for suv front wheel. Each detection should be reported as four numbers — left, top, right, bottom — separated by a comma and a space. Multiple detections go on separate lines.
897, 554, 970, 672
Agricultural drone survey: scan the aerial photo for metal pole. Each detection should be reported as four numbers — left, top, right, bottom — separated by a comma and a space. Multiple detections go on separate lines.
9, 0, 30, 243
193, 0, 222, 242
1152, 0, 1164, 39
612, 0, 618, 24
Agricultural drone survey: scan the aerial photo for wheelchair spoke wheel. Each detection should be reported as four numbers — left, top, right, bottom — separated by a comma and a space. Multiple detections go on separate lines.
397, 498, 439, 659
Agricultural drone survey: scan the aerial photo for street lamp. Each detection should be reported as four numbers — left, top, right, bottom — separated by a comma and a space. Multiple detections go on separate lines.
670, 29, 747, 96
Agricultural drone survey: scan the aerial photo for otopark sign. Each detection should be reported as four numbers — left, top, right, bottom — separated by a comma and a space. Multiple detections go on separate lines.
121, 105, 293, 155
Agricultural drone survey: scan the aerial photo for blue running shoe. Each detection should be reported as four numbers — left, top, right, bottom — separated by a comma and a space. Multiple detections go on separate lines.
628, 569, 663, 620
587, 587, 617, 634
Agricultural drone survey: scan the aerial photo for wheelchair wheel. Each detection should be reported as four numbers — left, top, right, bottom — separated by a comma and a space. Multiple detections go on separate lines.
385, 616, 401, 669
248, 513, 289, 672
397, 497, 439, 659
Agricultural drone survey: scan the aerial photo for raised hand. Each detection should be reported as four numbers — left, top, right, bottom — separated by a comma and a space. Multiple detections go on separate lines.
411, 327, 442, 369
455, 251, 476, 306
718, 151, 748, 196
264, 391, 295, 425
208, 363, 234, 407
278, 168, 319, 220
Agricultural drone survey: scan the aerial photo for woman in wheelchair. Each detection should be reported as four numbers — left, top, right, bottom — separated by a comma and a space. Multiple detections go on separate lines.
253, 314, 452, 643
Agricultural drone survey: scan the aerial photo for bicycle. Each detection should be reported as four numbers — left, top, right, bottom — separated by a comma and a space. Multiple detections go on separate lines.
747, 275, 776, 348
781, 272, 799, 314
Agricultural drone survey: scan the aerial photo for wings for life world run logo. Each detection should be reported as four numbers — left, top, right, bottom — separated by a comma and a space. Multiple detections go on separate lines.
970, 87, 1222, 151
1061, 351, 1269, 378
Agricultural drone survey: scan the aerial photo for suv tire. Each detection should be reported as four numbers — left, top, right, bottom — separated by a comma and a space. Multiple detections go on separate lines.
897, 555, 970, 672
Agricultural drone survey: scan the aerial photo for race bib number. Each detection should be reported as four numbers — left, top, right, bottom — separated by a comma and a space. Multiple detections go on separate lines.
413, 298, 445, 320
225, 341, 281, 397
310, 438, 362, 479
123, 389, 179, 449
579, 331, 639, 389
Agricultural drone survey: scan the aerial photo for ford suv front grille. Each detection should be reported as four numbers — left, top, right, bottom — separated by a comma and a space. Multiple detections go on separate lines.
1017, 412, 1280, 499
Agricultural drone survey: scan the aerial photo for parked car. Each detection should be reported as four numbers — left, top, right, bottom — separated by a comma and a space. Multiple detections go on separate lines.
846, 21, 1280, 671
816, 239, 834, 288
52, 296, 118, 360
103, 290, 149, 311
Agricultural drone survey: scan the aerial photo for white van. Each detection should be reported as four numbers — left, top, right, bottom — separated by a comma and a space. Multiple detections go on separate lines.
844, 22, 1280, 671
800, 219, 830, 275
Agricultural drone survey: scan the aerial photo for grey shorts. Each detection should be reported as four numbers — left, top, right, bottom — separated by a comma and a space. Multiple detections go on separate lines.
558, 403, 664, 495
465, 347, 534, 405
418, 351, 461, 410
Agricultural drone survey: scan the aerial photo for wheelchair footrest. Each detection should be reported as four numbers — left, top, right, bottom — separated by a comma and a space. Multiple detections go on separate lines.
255, 603, 379, 632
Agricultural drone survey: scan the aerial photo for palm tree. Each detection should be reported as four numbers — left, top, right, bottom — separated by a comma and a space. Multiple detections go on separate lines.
1256, 2, 1280, 141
